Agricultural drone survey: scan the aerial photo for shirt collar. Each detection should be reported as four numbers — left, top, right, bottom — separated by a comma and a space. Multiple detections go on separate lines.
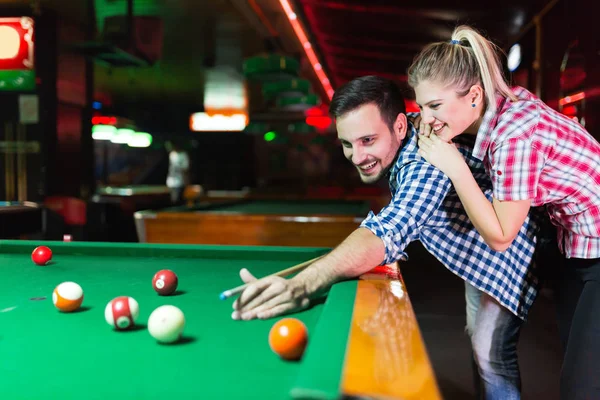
472, 93, 507, 161
387, 117, 420, 189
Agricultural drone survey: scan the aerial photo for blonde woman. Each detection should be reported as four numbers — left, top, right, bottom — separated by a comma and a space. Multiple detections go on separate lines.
410, 25, 600, 400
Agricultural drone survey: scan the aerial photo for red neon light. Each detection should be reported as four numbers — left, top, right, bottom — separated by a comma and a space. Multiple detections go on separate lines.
92, 116, 117, 125
306, 116, 332, 129
561, 105, 577, 116
405, 99, 419, 113
279, 0, 334, 100
305, 105, 328, 117
0, 17, 34, 71
559, 91, 585, 106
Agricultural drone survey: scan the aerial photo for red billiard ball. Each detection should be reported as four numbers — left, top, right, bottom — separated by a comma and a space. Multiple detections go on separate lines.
104, 296, 139, 331
32, 246, 52, 266
152, 269, 178, 295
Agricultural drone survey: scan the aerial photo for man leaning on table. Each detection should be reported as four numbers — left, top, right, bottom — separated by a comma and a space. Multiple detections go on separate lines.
229, 76, 542, 400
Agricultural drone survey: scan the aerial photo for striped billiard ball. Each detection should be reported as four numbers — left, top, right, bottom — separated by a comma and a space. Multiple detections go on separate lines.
52, 282, 84, 312
105, 296, 139, 331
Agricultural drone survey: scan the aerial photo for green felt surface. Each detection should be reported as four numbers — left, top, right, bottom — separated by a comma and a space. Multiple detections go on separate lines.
178, 199, 370, 216
291, 281, 358, 400
0, 241, 355, 400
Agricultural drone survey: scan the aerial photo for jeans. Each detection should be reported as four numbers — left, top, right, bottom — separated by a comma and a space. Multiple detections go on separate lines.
169, 187, 185, 205
465, 282, 523, 400
535, 224, 600, 399
551, 255, 600, 400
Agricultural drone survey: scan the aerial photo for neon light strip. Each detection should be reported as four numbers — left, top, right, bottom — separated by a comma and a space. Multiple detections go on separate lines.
279, 0, 334, 100
559, 91, 585, 106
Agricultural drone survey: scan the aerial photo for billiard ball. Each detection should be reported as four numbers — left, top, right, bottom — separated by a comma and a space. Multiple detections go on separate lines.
52, 281, 83, 312
148, 305, 185, 343
152, 269, 178, 296
32, 246, 52, 266
268, 318, 308, 360
104, 296, 139, 331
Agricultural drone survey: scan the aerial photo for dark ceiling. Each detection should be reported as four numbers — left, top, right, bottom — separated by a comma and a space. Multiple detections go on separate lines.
1, 0, 554, 111
291, 0, 552, 97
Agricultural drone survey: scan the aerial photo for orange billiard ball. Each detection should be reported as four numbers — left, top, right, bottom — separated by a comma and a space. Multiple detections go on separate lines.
32, 246, 52, 266
152, 269, 178, 296
52, 282, 84, 312
268, 318, 308, 360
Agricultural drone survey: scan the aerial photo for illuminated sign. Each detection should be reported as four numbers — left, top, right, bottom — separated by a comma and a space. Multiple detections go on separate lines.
0, 17, 34, 70
0, 26, 20, 59
190, 111, 249, 132
0, 17, 35, 91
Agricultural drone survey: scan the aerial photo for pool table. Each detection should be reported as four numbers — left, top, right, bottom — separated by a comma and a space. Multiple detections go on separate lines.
0, 240, 440, 400
92, 185, 175, 242
183, 186, 391, 214
93, 185, 173, 213
134, 199, 372, 247
0, 201, 44, 239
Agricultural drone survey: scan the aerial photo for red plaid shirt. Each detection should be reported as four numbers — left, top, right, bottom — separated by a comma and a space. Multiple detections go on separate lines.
473, 86, 600, 259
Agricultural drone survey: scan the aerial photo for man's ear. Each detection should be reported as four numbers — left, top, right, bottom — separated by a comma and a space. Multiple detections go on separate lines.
394, 113, 408, 140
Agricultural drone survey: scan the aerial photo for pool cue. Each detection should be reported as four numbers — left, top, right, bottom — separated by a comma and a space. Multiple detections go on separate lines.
219, 255, 324, 300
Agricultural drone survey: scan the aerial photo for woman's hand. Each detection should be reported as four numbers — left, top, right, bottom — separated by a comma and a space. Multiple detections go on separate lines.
417, 125, 468, 179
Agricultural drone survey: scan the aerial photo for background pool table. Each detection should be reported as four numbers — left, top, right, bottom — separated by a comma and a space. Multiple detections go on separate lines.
134, 199, 372, 246
183, 185, 391, 214
0, 240, 440, 400
0, 201, 44, 239
94, 185, 172, 212
87, 186, 174, 242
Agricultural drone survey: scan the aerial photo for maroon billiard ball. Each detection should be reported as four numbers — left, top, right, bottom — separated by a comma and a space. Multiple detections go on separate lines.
32, 246, 52, 266
152, 269, 178, 295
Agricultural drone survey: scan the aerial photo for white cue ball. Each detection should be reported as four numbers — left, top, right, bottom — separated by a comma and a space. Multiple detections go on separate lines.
148, 305, 185, 343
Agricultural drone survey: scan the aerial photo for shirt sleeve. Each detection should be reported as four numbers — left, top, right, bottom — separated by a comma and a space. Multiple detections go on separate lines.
171, 152, 190, 169
360, 161, 453, 265
489, 136, 544, 201
180, 153, 190, 169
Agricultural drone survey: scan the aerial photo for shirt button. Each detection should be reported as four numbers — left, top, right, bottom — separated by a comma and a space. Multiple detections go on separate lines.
497, 170, 503, 176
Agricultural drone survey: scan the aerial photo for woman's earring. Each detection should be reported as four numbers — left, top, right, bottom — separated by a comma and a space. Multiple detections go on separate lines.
472, 103, 476, 108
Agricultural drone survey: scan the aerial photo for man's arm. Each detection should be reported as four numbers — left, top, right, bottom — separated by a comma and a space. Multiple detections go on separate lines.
231, 134, 453, 321
232, 228, 385, 320
302, 227, 386, 292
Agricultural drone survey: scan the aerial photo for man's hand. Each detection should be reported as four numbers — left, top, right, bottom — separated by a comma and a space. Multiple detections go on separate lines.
231, 268, 310, 321
230, 228, 386, 321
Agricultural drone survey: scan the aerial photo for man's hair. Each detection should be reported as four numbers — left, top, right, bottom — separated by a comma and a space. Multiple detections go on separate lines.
329, 76, 406, 132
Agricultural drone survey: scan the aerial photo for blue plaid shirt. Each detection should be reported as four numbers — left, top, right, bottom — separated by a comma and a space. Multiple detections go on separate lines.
360, 118, 540, 320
